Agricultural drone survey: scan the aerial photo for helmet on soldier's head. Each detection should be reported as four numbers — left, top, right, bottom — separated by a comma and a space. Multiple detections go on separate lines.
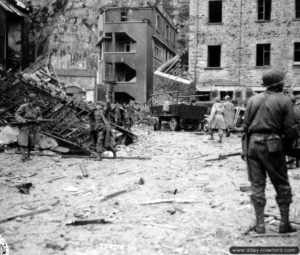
262, 70, 285, 87
95, 101, 105, 110
224, 95, 231, 101
215, 97, 221, 103
28, 93, 37, 102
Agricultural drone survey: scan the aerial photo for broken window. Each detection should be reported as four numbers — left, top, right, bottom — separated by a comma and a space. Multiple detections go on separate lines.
165, 24, 169, 41
296, 0, 300, 18
115, 33, 136, 52
256, 44, 271, 66
155, 45, 162, 60
294, 42, 300, 63
104, 33, 112, 52
209, 1, 222, 23
207, 45, 221, 67
156, 14, 160, 32
257, 0, 271, 21
120, 10, 128, 22
116, 63, 136, 82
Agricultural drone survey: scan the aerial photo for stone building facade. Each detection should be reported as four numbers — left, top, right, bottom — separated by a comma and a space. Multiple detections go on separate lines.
96, 5, 177, 103
189, 0, 300, 102
26, 0, 179, 103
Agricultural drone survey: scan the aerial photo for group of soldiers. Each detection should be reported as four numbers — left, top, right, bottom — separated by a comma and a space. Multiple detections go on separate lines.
88, 98, 135, 160
13, 70, 299, 235
14, 94, 135, 162
208, 70, 300, 234
208, 95, 235, 143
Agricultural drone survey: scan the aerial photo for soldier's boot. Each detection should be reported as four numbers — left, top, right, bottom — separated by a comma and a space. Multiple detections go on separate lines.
208, 131, 214, 140
112, 149, 117, 159
279, 204, 297, 233
218, 130, 223, 143
226, 129, 230, 137
27, 148, 32, 160
21, 148, 29, 162
95, 151, 103, 161
96, 155, 102, 161
254, 205, 266, 234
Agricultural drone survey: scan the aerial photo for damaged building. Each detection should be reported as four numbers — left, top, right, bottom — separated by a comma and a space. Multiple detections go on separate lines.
189, 0, 300, 103
152, 54, 195, 105
0, 0, 31, 70
96, 4, 178, 104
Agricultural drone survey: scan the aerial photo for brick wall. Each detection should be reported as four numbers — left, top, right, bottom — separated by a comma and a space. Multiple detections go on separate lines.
189, 0, 300, 97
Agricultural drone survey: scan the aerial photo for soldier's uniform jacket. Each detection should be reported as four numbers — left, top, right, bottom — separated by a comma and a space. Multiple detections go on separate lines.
223, 101, 235, 129
244, 90, 298, 145
94, 102, 111, 131
15, 103, 41, 122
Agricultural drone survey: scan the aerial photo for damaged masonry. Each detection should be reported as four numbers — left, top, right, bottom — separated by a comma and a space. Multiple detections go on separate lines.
1, 0, 300, 255
0, 63, 138, 155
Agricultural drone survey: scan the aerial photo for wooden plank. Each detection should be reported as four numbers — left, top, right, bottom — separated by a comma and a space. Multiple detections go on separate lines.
61, 155, 151, 160
140, 199, 199, 205
250, 232, 298, 238
265, 213, 300, 225
66, 219, 112, 226
99, 187, 137, 202
0, 208, 51, 224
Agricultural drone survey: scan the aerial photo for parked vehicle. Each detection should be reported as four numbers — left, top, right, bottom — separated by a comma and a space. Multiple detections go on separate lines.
151, 104, 245, 132
151, 102, 212, 131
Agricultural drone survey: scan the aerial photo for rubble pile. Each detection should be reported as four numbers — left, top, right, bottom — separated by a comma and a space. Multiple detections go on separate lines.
0, 64, 134, 154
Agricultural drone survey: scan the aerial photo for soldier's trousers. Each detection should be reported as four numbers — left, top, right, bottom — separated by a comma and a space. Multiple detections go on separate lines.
247, 133, 292, 207
96, 128, 116, 154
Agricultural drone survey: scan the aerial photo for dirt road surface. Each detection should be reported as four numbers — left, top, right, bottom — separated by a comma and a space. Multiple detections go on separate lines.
0, 125, 300, 255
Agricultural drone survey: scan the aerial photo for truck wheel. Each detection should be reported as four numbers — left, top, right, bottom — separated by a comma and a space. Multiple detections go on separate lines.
169, 118, 178, 131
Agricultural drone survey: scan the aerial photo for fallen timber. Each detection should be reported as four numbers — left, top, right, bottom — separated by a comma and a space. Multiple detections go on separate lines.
0, 208, 51, 224
62, 155, 151, 160
205, 152, 241, 162
0, 65, 137, 153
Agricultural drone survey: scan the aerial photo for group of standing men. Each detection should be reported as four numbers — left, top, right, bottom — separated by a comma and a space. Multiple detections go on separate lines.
89, 98, 135, 160
13, 70, 299, 236
14, 93, 135, 162
208, 95, 235, 143
207, 69, 299, 235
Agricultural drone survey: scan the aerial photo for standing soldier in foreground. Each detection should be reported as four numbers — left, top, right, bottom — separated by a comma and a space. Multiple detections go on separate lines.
15, 93, 42, 162
223, 95, 235, 137
242, 70, 298, 234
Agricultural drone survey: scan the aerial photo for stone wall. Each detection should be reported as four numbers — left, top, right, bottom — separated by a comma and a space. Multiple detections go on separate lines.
189, 0, 300, 96
153, 71, 195, 104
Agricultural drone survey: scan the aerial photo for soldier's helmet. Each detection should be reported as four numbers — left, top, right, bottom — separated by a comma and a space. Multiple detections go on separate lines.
224, 95, 231, 101
28, 93, 37, 102
95, 101, 106, 110
262, 70, 285, 87
215, 97, 221, 103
